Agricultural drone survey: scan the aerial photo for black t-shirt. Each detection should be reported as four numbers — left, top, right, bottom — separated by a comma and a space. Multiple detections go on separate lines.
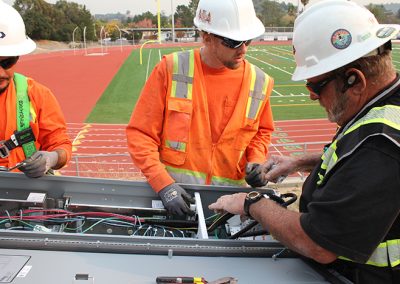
300, 137, 400, 262
299, 79, 400, 283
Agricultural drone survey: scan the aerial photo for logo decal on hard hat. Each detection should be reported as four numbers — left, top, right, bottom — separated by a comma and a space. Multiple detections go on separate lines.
331, 29, 352, 50
0, 32, 5, 39
376, 27, 396, 39
198, 9, 211, 24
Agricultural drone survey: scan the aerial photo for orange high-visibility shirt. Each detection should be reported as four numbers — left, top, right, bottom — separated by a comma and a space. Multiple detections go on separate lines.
126, 49, 274, 192
0, 77, 72, 169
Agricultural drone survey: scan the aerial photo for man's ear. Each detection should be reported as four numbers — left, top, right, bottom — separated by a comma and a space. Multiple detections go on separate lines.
343, 68, 366, 95
202, 32, 212, 45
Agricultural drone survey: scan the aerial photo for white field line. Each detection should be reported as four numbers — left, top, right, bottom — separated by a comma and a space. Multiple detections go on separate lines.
258, 49, 295, 62
145, 49, 153, 80
272, 89, 284, 96
246, 54, 294, 76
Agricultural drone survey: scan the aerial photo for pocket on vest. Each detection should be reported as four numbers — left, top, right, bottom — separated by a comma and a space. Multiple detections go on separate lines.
160, 146, 187, 166
165, 98, 192, 143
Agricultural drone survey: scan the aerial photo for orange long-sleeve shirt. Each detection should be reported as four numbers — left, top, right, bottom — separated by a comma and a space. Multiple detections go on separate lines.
126, 49, 274, 192
0, 76, 72, 169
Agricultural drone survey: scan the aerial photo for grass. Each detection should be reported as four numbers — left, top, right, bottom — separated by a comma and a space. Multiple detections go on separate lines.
86, 42, 400, 123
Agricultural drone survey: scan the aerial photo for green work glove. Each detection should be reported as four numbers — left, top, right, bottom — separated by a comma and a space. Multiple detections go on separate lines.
158, 183, 195, 216
19, 151, 58, 178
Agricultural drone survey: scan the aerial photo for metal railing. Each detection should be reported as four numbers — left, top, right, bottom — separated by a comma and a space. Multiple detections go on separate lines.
59, 141, 329, 180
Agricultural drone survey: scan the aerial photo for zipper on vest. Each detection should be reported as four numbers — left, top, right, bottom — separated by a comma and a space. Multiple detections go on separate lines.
206, 143, 217, 184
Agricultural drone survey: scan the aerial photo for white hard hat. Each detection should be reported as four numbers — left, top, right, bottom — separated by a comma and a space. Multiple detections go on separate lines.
0, 1, 36, 56
193, 0, 265, 41
292, 0, 400, 81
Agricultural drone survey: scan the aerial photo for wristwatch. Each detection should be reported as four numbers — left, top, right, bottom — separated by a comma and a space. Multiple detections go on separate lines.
244, 191, 269, 217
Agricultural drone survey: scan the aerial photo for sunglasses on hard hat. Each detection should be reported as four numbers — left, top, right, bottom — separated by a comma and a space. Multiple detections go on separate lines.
214, 34, 252, 49
0, 57, 19, 70
305, 74, 337, 96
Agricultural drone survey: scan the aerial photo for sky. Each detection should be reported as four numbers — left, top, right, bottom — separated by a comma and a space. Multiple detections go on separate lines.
2, 0, 397, 15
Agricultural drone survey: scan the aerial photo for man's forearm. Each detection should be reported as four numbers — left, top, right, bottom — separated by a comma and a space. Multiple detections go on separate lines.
53, 149, 68, 169
294, 152, 322, 172
250, 198, 336, 263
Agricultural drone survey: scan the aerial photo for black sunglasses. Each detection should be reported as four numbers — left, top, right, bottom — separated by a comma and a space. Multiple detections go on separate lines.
305, 74, 337, 96
0, 57, 19, 70
214, 34, 252, 49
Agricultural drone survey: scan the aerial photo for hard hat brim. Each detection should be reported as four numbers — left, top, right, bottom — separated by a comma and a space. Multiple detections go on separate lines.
194, 17, 265, 41
0, 37, 36, 57
292, 24, 400, 81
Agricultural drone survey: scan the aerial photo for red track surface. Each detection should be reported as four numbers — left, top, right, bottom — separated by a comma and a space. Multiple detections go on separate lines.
14, 46, 337, 179
15, 46, 134, 122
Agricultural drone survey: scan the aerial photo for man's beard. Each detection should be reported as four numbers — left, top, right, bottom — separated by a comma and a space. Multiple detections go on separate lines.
327, 90, 349, 124
222, 59, 241, 70
0, 80, 9, 95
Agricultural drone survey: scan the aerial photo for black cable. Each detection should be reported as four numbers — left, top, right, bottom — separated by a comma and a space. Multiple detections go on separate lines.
238, 229, 269, 238
228, 220, 258, 239
207, 212, 233, 232
229, 192, 298, 239
281, 192, 298, 207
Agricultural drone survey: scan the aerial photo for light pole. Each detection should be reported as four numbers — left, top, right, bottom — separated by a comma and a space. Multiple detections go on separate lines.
114, 24, 123, 52
72, 26, 79, 55
157, 0, 161, 43
171, 0, 175, 43
83, 26, 87, 55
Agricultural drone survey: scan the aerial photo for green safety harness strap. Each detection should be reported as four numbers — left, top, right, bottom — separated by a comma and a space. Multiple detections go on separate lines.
14, 73, 36, 158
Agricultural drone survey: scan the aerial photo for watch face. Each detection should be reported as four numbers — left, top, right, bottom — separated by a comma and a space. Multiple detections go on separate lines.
247, 191, 261, 200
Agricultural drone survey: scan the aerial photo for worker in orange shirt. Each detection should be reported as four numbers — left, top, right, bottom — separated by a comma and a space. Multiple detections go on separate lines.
126, 0, 274, 215
0, 2, 72, 178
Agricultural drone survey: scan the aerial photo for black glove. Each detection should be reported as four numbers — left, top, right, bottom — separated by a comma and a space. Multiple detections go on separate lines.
245, 162, 268, 188
19, 151, 58, 178
158, 183, 195, 216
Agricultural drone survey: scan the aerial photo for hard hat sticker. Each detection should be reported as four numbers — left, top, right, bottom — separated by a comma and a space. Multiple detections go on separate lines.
376, 27, 396, 39
198, 9, 211, 24
331, 29, 352, 50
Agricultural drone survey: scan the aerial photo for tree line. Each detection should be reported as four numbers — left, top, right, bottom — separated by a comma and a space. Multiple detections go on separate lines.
13, 0, 400, 43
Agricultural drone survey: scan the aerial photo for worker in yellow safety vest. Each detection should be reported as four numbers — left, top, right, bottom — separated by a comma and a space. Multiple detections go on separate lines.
209, 1, 400, 283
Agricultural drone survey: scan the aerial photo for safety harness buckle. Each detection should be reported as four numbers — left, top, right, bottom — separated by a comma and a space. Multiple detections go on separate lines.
0, 143, 10, 158
0, 128, 36, 159
13, 128, 35, 146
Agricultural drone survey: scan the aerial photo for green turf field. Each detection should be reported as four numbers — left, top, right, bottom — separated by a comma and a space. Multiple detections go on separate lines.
86, 43, 400, 123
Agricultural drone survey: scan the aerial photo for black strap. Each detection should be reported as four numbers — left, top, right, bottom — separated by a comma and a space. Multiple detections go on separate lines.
0, 128, 36, 158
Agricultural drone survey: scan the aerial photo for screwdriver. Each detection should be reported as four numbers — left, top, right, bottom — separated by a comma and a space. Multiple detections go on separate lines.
156, 276, 206, 283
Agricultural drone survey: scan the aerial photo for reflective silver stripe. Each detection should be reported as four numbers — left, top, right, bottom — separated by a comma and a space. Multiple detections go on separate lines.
166, 166, 245, 186
246, 65, 268, 120
171, 50, 194, 99
388, 239, 400, 267
166, 140, 186, 152
166, 165, 206, 184
211, 176, 246, 186
339, 239, 400, 267
318, 105, 400, 184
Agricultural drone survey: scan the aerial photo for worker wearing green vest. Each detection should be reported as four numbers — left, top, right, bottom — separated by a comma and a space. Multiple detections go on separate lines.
0, 2, 71, 177
209, 1, 400, 283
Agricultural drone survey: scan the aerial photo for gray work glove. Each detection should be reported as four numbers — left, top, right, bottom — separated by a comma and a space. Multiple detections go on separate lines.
19, 151, 58, 178
245, 162, 268, 188
158, 183, 195, 216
